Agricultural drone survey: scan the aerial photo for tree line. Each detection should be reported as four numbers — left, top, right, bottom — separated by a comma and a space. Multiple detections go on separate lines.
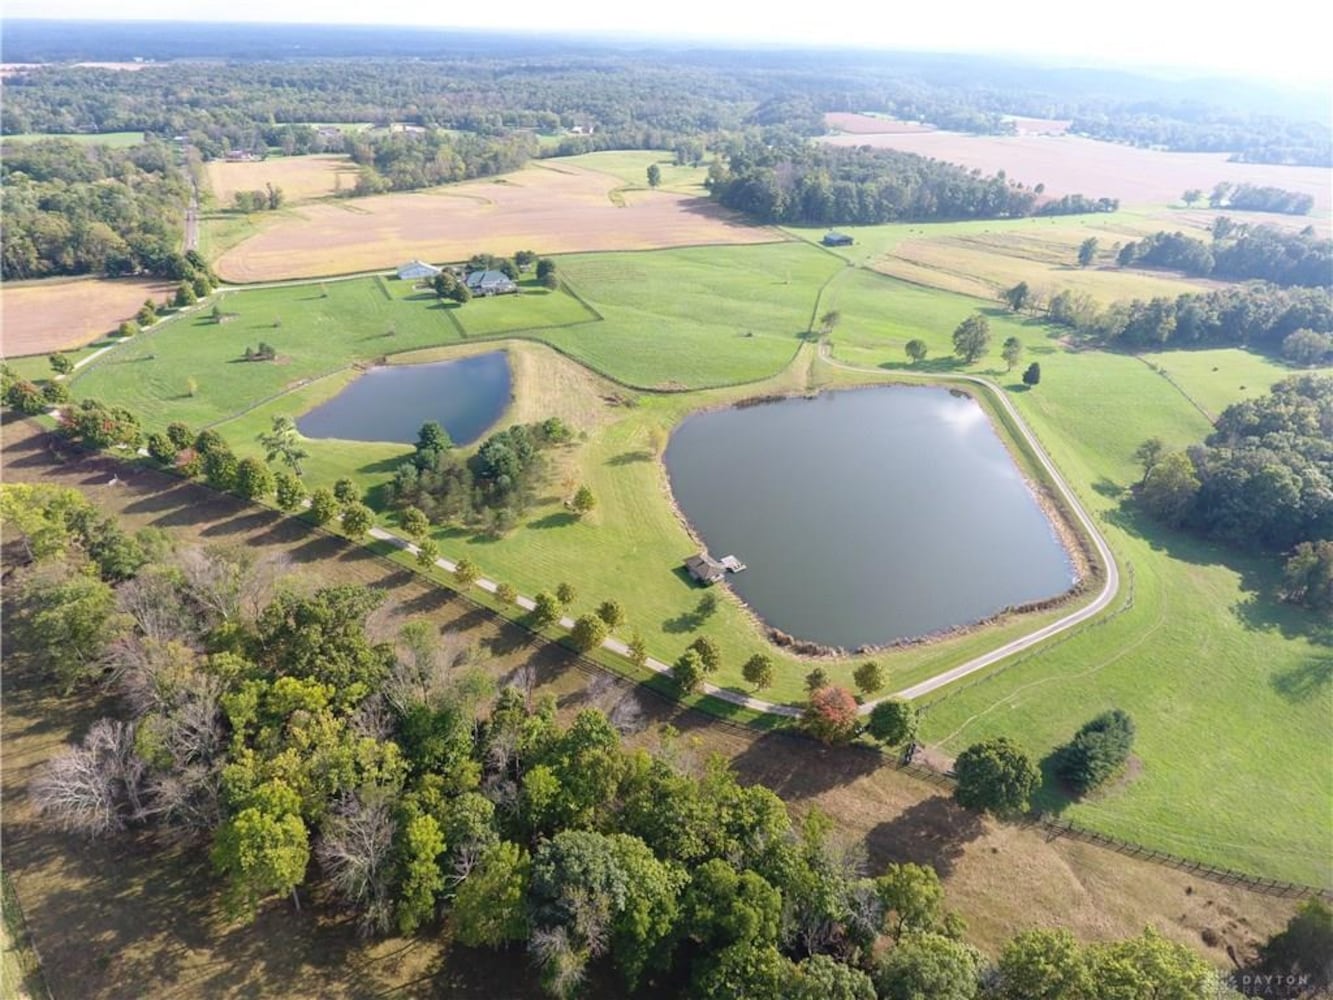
1116, 218, 1332, 288
707, 134, 1114, 226
1043, 281, 1333, 357
0, 138, 191, 279
4, 482, 1325, 998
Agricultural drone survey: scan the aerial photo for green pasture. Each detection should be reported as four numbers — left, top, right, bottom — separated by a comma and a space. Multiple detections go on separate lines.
560, 149, 710, 195
1137, 347, 1330, 421
827, 333, 1332, 887
2, 131, 144, 148
50, 235, 1333, 884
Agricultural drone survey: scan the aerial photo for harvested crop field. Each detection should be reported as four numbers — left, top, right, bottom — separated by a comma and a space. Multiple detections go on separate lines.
204, 154, 361, 205
214, 161, 786, 282
821, 130, 1333, 213
825, 111, 935, 134
0, 277, 175, 357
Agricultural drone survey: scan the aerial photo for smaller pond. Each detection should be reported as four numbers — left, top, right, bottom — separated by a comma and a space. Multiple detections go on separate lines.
297, 352, 511, 446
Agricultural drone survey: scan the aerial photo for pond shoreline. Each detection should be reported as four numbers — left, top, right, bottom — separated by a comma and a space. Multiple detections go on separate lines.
658, 381, 1088, 659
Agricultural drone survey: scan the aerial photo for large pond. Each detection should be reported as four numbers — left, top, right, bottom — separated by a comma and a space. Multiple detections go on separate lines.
664, 386, 1076, 648
297, 352, 511, 446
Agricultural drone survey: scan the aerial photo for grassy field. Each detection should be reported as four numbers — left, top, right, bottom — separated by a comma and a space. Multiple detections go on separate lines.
0, 416, 1299, 999
785, 210, 1213, 307
1136, 347, 1324, 421
204, 154, 360, 206
561, 149, 711, 195
43, 234, 1333, 885
1, 131, 143, 148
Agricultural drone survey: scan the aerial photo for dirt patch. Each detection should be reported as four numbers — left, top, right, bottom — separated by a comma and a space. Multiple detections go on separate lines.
214, 162, 786, 282
205, 155, 361, 206
825, 112, 936, 135
0, 277, 175, 357
821, 130, 1333, 213
1007, 116, 1072, 136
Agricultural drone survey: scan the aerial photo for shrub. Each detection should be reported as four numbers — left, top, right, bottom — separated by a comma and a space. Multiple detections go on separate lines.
308, 488, 339, 525
1054, 709, 1135, 794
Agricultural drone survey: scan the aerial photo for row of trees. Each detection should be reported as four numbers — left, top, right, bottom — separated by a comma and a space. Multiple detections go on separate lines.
4, 483, 1289, 999
0, 138, 191, 278
1043, 281, 1333, 355
1184, 182, 1315, 215
1117, 219, 1331, 288
345, 129, 538, 195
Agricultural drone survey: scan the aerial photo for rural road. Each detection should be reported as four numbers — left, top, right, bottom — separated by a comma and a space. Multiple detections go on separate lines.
184, 179, 199, 253
369, 343, 1120, 718
815, 344, 1122, 704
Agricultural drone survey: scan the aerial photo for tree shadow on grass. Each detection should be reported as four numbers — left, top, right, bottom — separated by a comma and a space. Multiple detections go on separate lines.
199, 508, 282, 538
1030, 750, 1076, 818
878, 357, 965, 374
864, 797, 987, 876
606, 450, 653, 466
528, 511, 577, 530
728, 730, 882, 802
1270, 655, 1333, 701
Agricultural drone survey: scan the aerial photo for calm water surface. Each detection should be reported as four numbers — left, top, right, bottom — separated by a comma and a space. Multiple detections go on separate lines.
664, 386, 1075, 648
297, 352, 511, 446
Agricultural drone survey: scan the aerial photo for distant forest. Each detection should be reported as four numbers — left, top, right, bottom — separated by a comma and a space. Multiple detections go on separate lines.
2, 24, 1329, 166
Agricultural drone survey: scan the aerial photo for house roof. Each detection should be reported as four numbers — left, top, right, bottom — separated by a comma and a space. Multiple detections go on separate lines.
465, 269, 517, 289
397, 260, 441, 279
684, 553, 727, 584
822, 231, 853, 245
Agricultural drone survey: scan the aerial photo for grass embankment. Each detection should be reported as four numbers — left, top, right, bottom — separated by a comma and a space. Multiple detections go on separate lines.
0, 417, 1298, 998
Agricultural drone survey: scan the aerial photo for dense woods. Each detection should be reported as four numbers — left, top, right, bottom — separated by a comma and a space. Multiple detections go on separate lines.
2, 39, 1327, 166
1137, 375, 1332, 564
0, 138, 191, 278
1117, 220, 1332, 288
0, 484, 1266, 998
1046, 282, 1333, 355
707, 136, 1114, 225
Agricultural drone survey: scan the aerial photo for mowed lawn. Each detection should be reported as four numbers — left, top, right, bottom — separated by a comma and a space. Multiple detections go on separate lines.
67, 275, 596, 428
828, 332, 1332, 887
548, 243, 839, 388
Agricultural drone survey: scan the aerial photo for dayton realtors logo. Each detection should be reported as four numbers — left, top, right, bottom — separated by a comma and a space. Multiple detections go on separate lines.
1227, 973, 1314, 998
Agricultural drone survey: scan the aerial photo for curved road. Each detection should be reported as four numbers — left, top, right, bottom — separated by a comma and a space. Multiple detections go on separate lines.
369, 354, 1119, 715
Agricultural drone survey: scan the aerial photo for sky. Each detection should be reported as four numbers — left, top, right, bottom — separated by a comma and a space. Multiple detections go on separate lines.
4, 0, 1333, 86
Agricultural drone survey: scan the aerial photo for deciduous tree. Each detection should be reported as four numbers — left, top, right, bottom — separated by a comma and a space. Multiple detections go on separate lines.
1077, 237, 1098, 267
905, 339, 928, 364
953, 736, 1039, 815
340, 502, 374, 538
742, 653, 775, 691
853, 660, 885, 697
1001, 336, 1024, 372
570, 613, 610, 652
952, 314, 990, 363
867, 699, 918, 746
802, 686, 860, 744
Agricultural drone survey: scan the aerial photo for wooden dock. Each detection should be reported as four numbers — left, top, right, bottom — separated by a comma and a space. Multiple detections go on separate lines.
719, 555, 747, 573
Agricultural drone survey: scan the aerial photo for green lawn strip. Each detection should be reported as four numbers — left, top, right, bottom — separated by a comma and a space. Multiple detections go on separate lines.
2, 131, 143, 148
452, 281, 598, 337
828, 336, 1332, 886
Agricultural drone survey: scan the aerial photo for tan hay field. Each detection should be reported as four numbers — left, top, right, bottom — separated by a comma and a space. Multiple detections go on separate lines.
879, 229, 1214, 304
214, 161, 786, 282
822, 130, 1333, 213
204, 154, 361, 205
0, 277, 175, 357
825, 112, 936, 134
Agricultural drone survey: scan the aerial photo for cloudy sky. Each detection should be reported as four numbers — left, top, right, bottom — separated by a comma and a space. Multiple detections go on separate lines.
4, 0, 1332, 85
